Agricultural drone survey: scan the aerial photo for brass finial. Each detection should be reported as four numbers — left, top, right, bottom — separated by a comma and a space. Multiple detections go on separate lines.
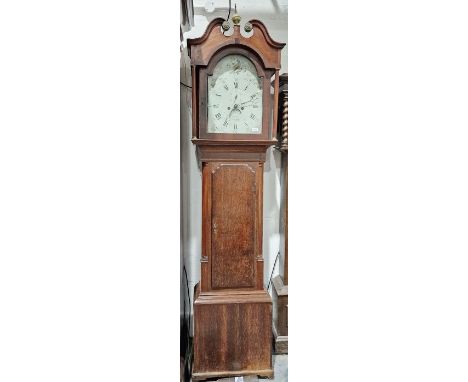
232, 4, 241, 26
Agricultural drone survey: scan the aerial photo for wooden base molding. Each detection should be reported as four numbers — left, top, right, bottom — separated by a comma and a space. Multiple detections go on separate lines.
192, 369, 273, 381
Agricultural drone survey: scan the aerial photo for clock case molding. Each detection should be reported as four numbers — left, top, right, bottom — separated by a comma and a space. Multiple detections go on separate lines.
189, 17, 284, 145
188, 17, 285, 381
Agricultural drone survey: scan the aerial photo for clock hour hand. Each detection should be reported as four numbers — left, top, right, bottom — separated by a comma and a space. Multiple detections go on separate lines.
229, 104, 243, 116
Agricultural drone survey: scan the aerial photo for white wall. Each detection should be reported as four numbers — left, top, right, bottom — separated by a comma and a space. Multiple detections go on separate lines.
180, 0, 288, 323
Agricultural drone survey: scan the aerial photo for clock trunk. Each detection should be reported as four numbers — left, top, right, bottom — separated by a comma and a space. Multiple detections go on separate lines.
210, 162, 257, 289
200, 161, 264, 293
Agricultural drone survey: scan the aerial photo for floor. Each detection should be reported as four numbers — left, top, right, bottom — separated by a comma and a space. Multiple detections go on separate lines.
270, 354, 288, 382
212, 354, 288, 382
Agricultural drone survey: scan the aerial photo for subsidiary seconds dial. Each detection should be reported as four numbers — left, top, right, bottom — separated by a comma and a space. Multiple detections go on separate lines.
207, 54, 263, 134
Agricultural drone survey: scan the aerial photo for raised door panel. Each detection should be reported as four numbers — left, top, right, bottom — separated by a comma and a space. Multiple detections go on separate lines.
210, 163, 257, 289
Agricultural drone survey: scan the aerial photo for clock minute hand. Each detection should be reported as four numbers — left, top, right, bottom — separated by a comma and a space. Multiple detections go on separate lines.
240, 100, 257, 106
240, 98, 254, 105
240, 95, 258, 105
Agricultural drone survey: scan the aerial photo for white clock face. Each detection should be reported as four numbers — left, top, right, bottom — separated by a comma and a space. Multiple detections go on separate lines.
207, 54, 263, 134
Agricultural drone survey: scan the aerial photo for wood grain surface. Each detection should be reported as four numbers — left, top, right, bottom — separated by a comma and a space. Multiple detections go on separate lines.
193, 285, 273, 381
211, 163, 256, 289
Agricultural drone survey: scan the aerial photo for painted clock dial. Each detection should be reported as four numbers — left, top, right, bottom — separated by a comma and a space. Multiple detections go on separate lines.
207, 54, 263, 134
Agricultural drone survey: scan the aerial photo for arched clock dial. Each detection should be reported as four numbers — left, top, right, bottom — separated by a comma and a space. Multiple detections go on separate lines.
207, 54, 263, 134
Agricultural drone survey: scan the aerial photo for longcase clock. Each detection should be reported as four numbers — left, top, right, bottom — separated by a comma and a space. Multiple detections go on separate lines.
188, 14, 285, 381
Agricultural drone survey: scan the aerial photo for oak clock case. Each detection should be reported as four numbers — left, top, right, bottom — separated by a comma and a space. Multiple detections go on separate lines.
188, 17, 285, 381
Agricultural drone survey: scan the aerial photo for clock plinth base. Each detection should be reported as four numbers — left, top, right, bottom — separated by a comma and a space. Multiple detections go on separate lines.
192, 283, 273, 381
273, 324, 288, 355
272, 275, 288, 354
